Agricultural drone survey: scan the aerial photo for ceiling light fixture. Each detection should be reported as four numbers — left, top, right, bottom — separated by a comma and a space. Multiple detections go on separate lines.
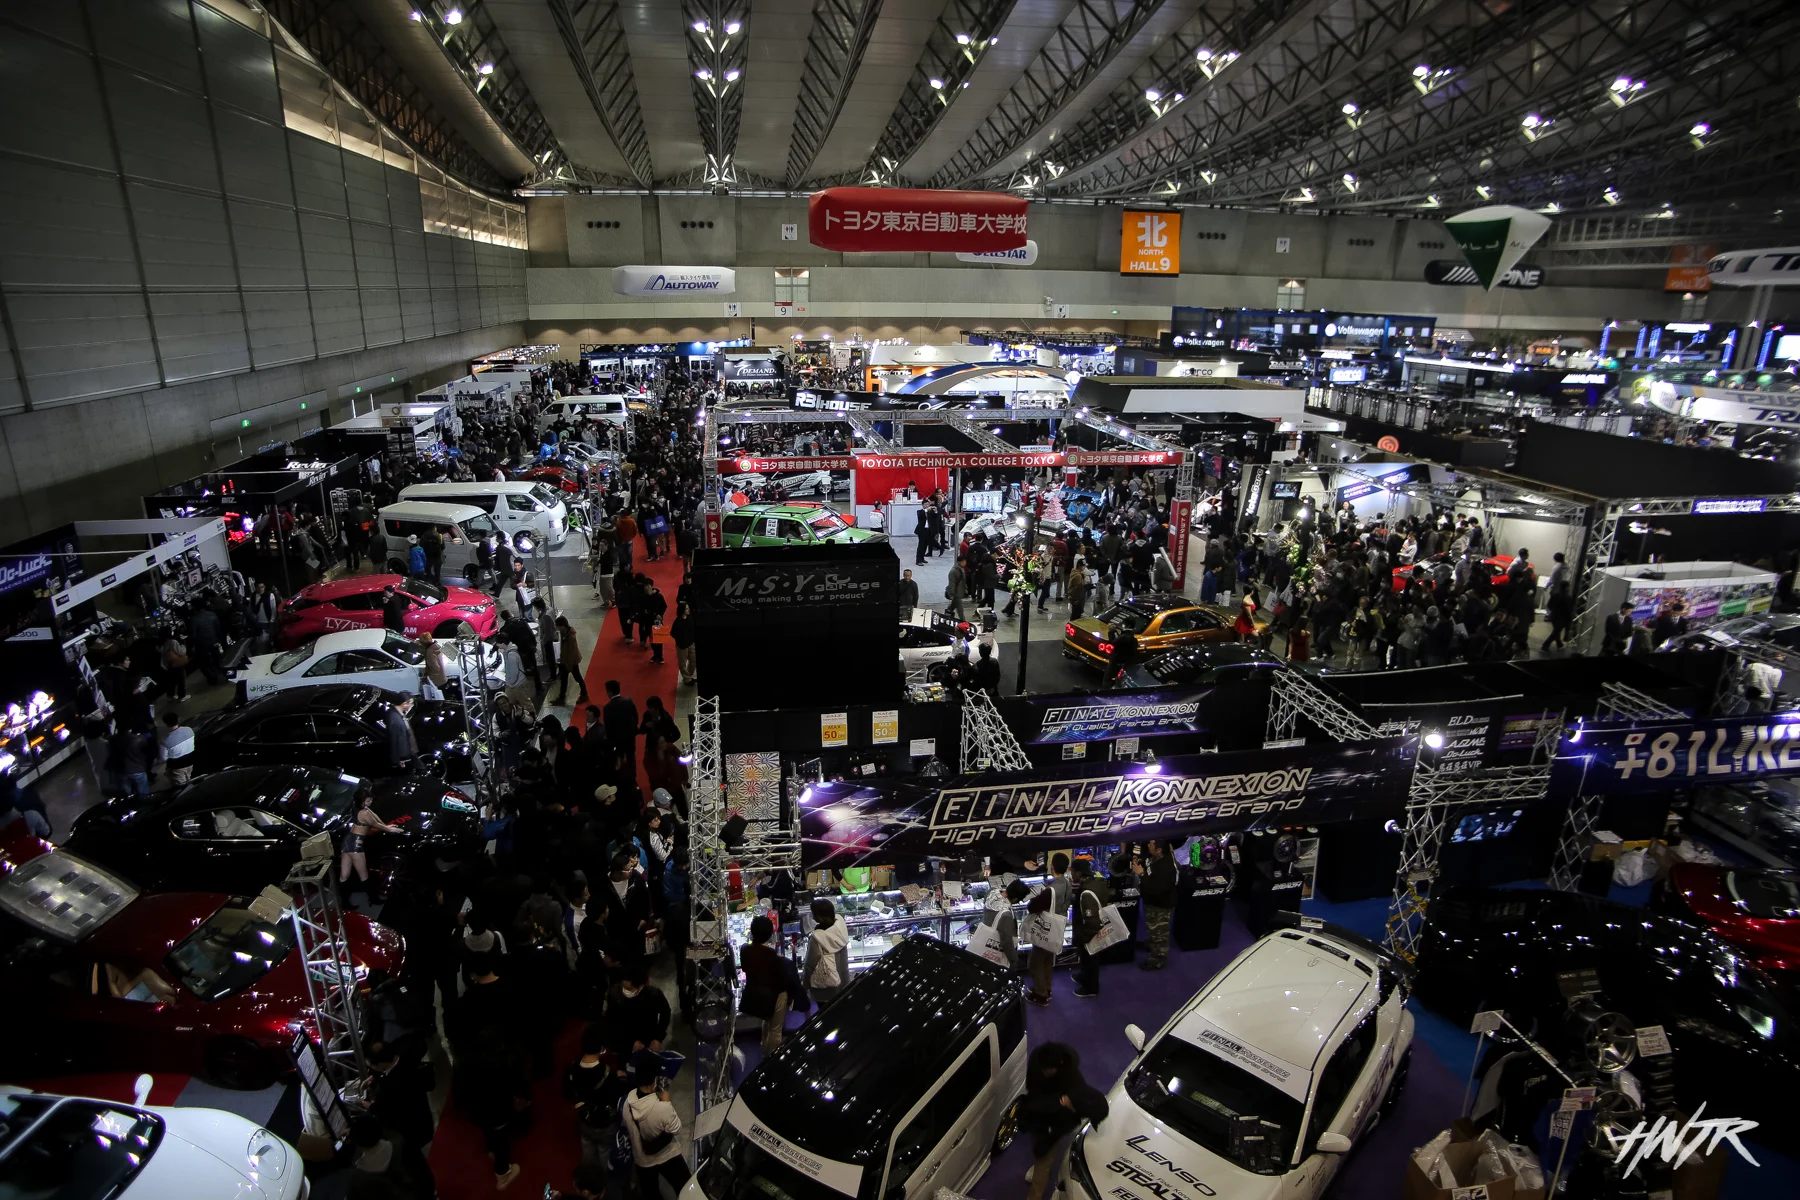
1603, 186, 1621, 205
725, 20, 741, 34
443, 6, 462, 23
724, 68, 740, 82
1341, 101, 1358, 115
955, 32, 971, 44
695, 67, 712, 80
1145, 88, 1162, 102
409, 9, 423, 20
1412, 64, 1430, 78
929, 77, 944, 89
692, 19, 709, 33
1476, 184, 1492, 198
478, 62, 493, 75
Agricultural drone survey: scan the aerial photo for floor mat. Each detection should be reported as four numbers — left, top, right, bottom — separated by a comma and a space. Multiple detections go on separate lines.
577, 547, 686, 797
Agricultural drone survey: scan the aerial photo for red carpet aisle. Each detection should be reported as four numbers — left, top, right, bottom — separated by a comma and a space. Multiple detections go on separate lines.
427, 544, 685, 1199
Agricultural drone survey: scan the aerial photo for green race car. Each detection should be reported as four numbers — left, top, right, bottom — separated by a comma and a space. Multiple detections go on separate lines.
720, 501, 886, 548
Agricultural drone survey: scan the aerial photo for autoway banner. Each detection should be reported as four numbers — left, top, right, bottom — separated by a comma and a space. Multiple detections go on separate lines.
798, 736, 1417, 868
1554, 715, 1800, 794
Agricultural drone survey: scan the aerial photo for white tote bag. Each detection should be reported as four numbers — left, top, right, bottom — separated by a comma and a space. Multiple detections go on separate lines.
1023, 911, 1067, 953
1083, 904, 1130, 955
965, 912, 1012, 967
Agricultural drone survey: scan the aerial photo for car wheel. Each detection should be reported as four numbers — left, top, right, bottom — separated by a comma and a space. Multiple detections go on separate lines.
434, 619, 477, 640
992, 1096, 1023, 1155
385, 557, 405, 574
205, 1035, 280, 1090
1381, 1045, 1412, 1116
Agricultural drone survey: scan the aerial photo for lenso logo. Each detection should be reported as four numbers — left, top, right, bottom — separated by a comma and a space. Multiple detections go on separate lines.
646, 274, 723, 291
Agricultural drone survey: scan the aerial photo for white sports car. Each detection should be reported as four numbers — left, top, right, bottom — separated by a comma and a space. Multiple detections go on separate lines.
234, 628, 502, 700
898, 607, 978, 673
1071, 916, 1414, 1200
0, 1083, 305, 1199
771, 469, 841, 497
719, 472, 767, 493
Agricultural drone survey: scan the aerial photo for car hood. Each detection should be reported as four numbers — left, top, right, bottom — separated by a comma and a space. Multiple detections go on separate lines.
143, 1107, 296, 1200
1078, 1094, 1274, 1200
825, 527, 884, 543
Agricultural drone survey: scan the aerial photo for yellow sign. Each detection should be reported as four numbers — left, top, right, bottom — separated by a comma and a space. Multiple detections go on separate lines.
871, 709, 899, 745
820, 712, 849, 747
1121, 210, 1181, 275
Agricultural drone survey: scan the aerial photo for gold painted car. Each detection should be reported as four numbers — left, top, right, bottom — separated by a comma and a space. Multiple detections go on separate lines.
1061, 594, 1263, 669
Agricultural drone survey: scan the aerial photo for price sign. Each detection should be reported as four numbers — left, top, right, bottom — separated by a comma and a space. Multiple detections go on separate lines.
1470, 1010, 1505, 1034
1636, 1025, 1672, 1057
871, 709, 899, 744
820, 712, 848, 747
1562, 1087, 1597, 1111
1062, 743, 1086, 760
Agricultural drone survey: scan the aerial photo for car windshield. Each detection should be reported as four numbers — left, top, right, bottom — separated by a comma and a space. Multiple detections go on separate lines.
0, 1095, 163, 1200
384, 632, 425, 665
1125, 1035, 1304, 1174
164, 904, 296, 1001
530, 484, 560, 509
697, 1123, 846, 1200
809, 513, 848, 534
1098, 603, 1153, 636
1726, 871, 1800, 919
270, 642, 317, 674
401, 579, 447, 603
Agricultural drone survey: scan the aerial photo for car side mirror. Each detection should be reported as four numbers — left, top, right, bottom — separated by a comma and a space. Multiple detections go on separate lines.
1315, 1132, 1353, 1155
133, 1074, 154, 1107
1124, 1023, 1146, 1052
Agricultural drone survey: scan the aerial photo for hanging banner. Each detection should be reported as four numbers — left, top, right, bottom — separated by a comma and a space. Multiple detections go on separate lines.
1066, 449, 1185, 466
797, 736, 1418, 867
1423, 260, 1543, 288
719, 357, 784, 381
1444, 205, 1550, 291
809, 188, 1028, 253
1121, 210, 1182, 275
1169, 498, 1192, 589
1555, 715, 1800, 794
702, 509, 723, 550
1664, 244, 1717, 293
1025, 690, 1210, 744
1706, 245, 1800, 288
955, 239, 1039, 266
719, 456, 856, 472
853, 451, 1063, 471
611, 265, 736, 296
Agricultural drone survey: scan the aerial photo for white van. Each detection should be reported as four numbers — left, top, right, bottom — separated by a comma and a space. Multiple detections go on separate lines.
546, 394, 631, 443
377, 501, 505, 583
399, 481, 568, 549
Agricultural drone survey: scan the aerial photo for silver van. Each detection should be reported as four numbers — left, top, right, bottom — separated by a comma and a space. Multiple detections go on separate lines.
399, 481, 568, 549
376, 500, 505, 582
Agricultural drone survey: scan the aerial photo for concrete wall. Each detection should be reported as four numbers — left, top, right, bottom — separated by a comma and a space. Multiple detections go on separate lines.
0, 0, 527, 540
525, 195, 1716, 340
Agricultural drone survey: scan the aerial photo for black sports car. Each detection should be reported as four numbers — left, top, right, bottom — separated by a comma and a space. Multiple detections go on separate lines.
64, 765, 483, 898
187, 684, 478, 784
1416, 887, 1800, 1134
1116, 642, 1286, 689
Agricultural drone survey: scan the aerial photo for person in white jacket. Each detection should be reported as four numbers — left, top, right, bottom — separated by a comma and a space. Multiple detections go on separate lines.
625, 1054, 689, 1200
804, 898, 851, 1007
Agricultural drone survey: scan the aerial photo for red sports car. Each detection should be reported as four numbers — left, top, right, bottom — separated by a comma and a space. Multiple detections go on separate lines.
1655, 863, 1800, 985
276, 574, 497, 649
1391, 551, 1516, 592
0, 827, 403, 1088
515, 463, 583, 495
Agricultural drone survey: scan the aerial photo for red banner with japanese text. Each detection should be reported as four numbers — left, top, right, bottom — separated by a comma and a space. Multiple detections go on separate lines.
809, 188, 1029, 253
1066, 449, 1185, 467
702, 509, 723, 549
1169, 499, 1192, 589
718, 456, 856, 472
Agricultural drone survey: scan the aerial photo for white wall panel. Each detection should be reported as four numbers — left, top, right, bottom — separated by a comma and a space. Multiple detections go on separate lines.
242, 290, 315, 367
386, 167, 424, 229
228, 199, 307, 288
343, 154, 389, 225
350, 221, 397, 288
213, 108, 293, 205
0, 30, 114, 172
288, 133, 347, 216
298, 212, 358, 287
360, 289, 403, 348
0, 160, 141, 290
105, 68, 218, 191
90, 0, 203, 94
9, 291, 160, 405
149, 291, 250, 381
128, 183, 238, 290
308, 291, 364, 356
195, 3, 282, 123
450, 237, 478, 289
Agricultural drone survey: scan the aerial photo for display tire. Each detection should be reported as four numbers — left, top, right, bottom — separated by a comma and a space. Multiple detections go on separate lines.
992, 1095, 1023, 1155
205, 1035, 279, 1090
1381, 1045, 1412, 1116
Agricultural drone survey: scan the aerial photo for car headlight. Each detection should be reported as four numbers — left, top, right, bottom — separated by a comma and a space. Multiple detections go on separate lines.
247, 1128, 289, 1180
1067, 1139, 1098, 1200
453, 605, 488, 614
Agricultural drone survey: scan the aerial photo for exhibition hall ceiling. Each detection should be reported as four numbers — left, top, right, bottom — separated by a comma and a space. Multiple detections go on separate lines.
284, 0, 1797, 225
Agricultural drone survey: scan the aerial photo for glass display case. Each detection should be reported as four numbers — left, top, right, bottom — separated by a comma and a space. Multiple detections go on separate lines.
1690, 780, 1800, 868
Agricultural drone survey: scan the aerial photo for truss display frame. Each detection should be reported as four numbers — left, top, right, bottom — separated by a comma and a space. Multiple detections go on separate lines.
284, 856, 367, 1089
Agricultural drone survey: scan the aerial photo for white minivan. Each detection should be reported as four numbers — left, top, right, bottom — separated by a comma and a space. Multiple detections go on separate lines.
400, 481, 568, 549
686, 936, 1026, 1200
546, 394, 632, 444
377, 500, 506, 583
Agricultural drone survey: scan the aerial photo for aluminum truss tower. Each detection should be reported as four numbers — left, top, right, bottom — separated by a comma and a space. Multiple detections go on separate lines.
1546, 682, 1685, 892
960, 687, 1033, 772
283, 855, 367, 1088
454, 632, 498, 804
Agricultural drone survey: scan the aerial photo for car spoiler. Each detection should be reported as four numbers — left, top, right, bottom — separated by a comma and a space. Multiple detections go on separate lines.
1268, 910, 1415, 982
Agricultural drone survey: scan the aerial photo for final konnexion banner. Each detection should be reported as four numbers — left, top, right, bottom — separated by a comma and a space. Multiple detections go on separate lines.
797, 735, 1418, 868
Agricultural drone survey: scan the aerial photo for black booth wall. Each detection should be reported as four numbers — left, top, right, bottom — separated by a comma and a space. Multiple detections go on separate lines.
1512, 419, 1800, 498
1320, 412, 1511, 469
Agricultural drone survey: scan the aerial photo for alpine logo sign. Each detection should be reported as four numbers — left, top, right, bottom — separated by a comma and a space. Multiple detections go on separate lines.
611, 265, 736, 296
1424, 259, 1542, 288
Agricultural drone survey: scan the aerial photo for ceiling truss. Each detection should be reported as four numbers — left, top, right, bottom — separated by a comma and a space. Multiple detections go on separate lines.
863, 0, 1021, 183
786, 0, 886, 188
546, 0, 657, 189
684, 2, 751, 187
931, 0, 1171, 189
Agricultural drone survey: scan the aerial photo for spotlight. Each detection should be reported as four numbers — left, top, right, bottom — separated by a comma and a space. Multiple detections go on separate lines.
1142, 751, 1162, 775
443, 6, 462, 23
724, 68, 740, 82
1424, 730, 1445, 749
1341, 101, 1358, 116
692, 19, 709, 32
695, 67, 712, 80
409, 9, 423, 20
1413, 64, 1430, 78
955, 32, 971, 44
478, 62, 494, 75
929, 77, 944, 90
725, 20, 741, 34
1145, 88, 1162, 103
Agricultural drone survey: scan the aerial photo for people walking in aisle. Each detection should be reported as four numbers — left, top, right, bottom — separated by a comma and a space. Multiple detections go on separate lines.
1018, 1044, 1109, 1200
1137, 839, 1175, 970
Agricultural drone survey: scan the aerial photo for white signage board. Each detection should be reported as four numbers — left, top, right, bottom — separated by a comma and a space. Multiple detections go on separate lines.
611, 265, 737, 296
956, 239, 1039, 266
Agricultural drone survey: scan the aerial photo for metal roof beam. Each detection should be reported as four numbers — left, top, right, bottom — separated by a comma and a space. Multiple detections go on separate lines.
410, 1, 566, 177
546, 0, 657, 189
930, 0, 1171, 189
787, 0, 886, 188
864, 0, 1021, 183
684, 2, 751, 188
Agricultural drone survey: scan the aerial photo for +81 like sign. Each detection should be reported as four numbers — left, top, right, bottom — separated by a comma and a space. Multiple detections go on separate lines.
1564, 716, 1800, 793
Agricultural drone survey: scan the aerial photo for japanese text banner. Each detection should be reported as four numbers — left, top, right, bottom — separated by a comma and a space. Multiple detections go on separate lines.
809, 188, 1029, 253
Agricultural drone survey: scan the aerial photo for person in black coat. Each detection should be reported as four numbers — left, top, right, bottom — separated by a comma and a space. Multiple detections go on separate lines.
604, 965, 671, 1056
382, 585, 409, 633
596, 849, 653, 967
896, 568, 920, 612
602, 681, 639, 775
1602, 602, 1634, 655
1019, 1043, 1108, 1200
365, 1040, 437, 1198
